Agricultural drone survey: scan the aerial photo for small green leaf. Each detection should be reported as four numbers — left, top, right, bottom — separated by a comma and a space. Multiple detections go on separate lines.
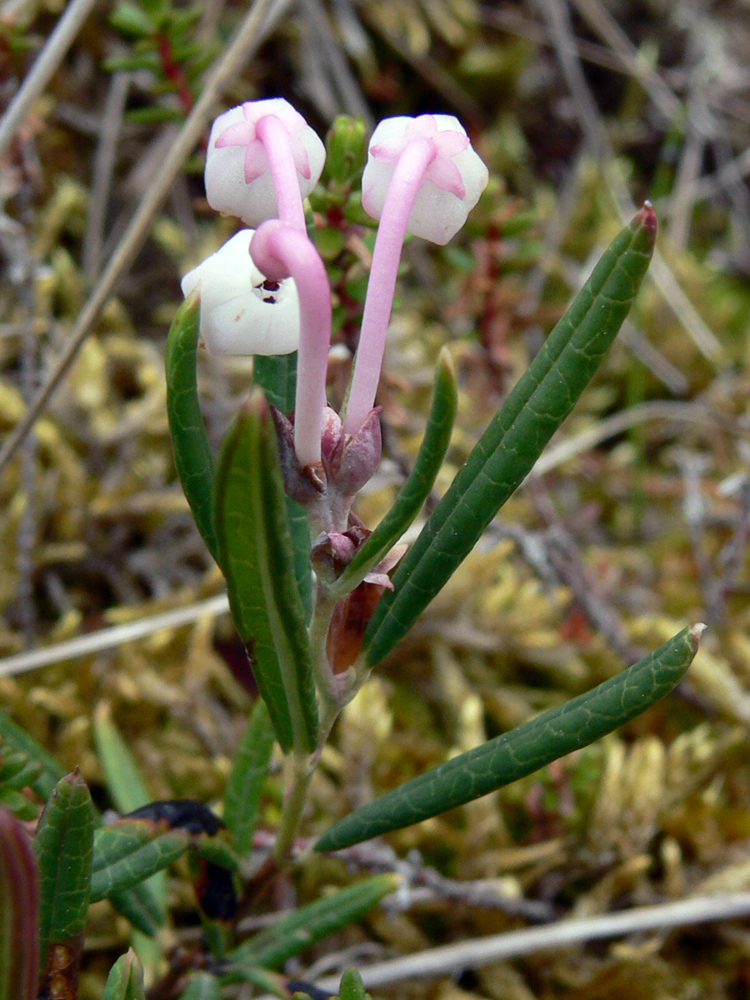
109, 2, 156, 36
126, 105, 185, 124
34, 770, 96, 970
103, 52, 163, 74
179, 972, 222, 1000
0, 709, 65, 801
102, 949, 146, 1000
253, 353, 313, 620
169, 6, 204, 34
227, 873, 400, 971
166, 289, 218, 560
316, 623, 701, 851
215, 391, 318, 755
333, 347, 458, 598
223, 699, 275, 855
0, 808, 39, 1000
90, 823, 190, 902
339, 969, 371, 1000
364, 206, 657, 666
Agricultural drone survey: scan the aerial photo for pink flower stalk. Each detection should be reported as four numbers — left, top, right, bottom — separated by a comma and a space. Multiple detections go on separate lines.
250, 221, 332, 468
205, 98, 325, 229
344, 114, 489, 437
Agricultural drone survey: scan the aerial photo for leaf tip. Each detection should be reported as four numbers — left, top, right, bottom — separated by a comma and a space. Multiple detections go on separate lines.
65, 766, 86, 787
689, 622, 707, 647
437, 344, 456, 380
246, 385, 270, 420
637, 200, 658, 240
183, 282, 201, 312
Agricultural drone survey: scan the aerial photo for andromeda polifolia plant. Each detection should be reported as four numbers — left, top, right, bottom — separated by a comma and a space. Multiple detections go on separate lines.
168, 97, 702, 869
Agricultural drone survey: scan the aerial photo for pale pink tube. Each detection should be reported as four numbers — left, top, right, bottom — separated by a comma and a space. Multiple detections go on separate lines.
343, 137, 436, 437
255, 114, 307, 231
251, 221, 331, 467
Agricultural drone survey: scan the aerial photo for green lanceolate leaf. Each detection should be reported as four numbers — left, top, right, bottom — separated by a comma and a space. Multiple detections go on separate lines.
102, 949, 146, 1000
215, 391, 319, 755
227, 873, 400, 972
317, 623, 701, 851
34, 770, 96, 970
254, 353, 313, 620
91, 822, 190, 901
166, 289, 218, 560
223, 699, 275, 855
179, 972, 221, 1000
332, 347, 458, 599
0, 808, 39, 1000
0, 708, 64, 801
364, 206, 657, 667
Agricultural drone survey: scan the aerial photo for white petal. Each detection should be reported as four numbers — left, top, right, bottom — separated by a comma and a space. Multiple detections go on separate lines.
205, 101, 326, 227
181, 230, 301, 356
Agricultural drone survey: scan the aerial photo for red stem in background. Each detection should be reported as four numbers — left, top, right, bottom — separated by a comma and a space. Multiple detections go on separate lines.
156, 33, 193, 115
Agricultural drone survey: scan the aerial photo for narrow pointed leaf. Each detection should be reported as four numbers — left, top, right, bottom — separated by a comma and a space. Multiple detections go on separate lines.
332, 347, 458, 599
102, 949, 146, 1000
0, 708, 65, 801
254, 353, 313, 620
90, 823, 190, 901
365, 206, 657, 666
317, 623, 701, 851
215, 390, 319, 755
166, 289, 218, 560
227, 873, 399, 971
0, 808, 39, 1000
34, 770, 96, 980
179, 972, 222, 999
223, 699, 274, 855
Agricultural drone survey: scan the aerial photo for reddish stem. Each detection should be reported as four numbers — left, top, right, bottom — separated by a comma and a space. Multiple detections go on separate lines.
156, 33, 193, 115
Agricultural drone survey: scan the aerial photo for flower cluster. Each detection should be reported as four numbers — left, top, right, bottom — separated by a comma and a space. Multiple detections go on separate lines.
182, 98, 488, 511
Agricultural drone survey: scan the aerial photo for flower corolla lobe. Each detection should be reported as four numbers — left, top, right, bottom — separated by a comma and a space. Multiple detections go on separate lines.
180, 229, 300, 355
205, 98, 325, 227
362, 114, 489, 245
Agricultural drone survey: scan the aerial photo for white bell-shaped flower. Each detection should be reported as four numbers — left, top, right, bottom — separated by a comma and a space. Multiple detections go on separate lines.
205, 98, 326, 228
180, 230, 300, 355
361, 114, 489, 245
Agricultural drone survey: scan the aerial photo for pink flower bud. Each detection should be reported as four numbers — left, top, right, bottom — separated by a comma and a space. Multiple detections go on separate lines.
205, 98, 326, 228
362, 114, 488, 245
345, 114, 488, 437
180, 230, 300, 355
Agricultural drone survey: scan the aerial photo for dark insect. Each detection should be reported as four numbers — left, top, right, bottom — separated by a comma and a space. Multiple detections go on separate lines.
125, 799, 224, 836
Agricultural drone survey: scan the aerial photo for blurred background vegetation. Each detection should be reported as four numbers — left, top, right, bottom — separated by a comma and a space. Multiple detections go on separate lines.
1, 0, 750, 996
